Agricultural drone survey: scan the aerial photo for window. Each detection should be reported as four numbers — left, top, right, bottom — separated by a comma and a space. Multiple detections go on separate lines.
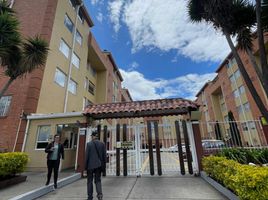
0, 96, 12, 116
237, 105, 243, 114
241, 122, 248, 131
243, 102, 250, 112
112, 95, 116, 102
56, 124, 78, 149
78, 9, 84, 23
72, 53, 80, 68
64, 14, 74, 33
54, 68, 66, 87
59, 39, 70, 58
234, 70, 241, 79
68, 79, 77, 94
248, 121, 256, 130
90, 65, 96, 77
239, 85, 245, 94
83, 97, 93, 109
233, 89, 239, 98
88, 80, 95, 95
224, 115, 229, 122
36, 125, 51, 149
229, 74, 235, 83
75, 30, 82, 45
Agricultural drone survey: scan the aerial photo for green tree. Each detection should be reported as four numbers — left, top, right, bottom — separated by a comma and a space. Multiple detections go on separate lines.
187, 0, 268, 121
0, 0, 49, 99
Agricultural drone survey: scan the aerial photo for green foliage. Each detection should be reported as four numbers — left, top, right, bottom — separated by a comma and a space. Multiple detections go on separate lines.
0, 152, 29, 177
217, 148, 268, 165
203, 156, 268, 200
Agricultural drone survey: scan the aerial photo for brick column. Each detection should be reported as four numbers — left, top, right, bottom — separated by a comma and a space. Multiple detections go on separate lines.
77, 132, 86, 176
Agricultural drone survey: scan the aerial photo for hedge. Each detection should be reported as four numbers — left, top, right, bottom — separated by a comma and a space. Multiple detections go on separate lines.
0, 152, 28, 177
203, 156, 268, 200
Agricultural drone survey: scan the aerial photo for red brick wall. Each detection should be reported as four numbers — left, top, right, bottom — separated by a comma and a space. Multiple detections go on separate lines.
0, 0, 58, 151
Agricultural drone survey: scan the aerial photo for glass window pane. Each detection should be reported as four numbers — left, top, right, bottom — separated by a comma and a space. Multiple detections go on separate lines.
75, 30, 82, 45
64, 14, 74, 33
88, 80, 95, 95
68, 79, 77, 94
59, 39, 70, 58
239, 85, 245, 94
72, 53, 80, 68
54, 68, 66, 87
0, 96, 12, 116
37, 126, 51, 141
234, 70, 241, 79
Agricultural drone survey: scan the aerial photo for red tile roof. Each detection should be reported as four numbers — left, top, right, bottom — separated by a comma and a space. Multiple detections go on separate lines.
83, 98, 198, 119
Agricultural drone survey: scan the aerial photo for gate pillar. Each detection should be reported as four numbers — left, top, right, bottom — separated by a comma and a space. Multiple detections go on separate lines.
76, 128, 88, 176
191, 121, 203, 172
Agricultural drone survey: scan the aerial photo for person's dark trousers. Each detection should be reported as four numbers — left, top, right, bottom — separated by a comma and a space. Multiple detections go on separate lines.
46, 159, 60, 187
87, 167, 103, 200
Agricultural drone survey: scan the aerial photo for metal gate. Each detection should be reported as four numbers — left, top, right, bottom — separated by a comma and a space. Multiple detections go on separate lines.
86, 120, 198, 176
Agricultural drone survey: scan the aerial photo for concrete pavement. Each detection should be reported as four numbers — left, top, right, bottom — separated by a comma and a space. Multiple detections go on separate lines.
39, 175, 227, 200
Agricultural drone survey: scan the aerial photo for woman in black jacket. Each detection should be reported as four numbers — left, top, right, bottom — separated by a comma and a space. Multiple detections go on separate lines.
45, 134, 64, 189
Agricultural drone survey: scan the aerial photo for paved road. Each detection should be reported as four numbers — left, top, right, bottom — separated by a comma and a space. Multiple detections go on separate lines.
39, 176, 227, 200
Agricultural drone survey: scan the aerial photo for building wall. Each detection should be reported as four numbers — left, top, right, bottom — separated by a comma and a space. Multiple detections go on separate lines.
24, 116, 85, 171
36, 0, 92, 113
0, 0, 59, 151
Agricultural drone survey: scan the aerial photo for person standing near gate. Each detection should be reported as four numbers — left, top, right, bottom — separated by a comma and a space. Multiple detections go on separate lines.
85, 131, 106, 200
45, 134, 64, 189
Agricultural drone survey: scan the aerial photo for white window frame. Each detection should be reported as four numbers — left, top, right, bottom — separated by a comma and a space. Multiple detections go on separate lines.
36, 125, 51, 149
54, 68, 66, 87
68, 79, 77, 95
59, 39, 70, 58
0, 96, 12, 116
239, 85, 245, 94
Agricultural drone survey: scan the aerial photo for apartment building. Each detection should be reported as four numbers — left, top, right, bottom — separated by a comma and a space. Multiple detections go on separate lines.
196, 34, 268, 146
0, 0, 126, 159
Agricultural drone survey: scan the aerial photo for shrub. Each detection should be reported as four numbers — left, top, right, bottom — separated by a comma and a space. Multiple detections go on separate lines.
0, 152, 29, 177
203, 156, 268, 200
217, 148, 268, 165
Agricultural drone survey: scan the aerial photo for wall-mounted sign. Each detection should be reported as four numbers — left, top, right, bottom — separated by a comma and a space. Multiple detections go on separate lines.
121, 141, 133, 149
261, 117, 268, 126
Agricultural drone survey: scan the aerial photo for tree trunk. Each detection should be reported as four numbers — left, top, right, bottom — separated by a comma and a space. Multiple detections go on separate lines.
246, 48, 268, 97
0, 78, 14, 100
256, 0, 268, 98
224, 31, 268, 121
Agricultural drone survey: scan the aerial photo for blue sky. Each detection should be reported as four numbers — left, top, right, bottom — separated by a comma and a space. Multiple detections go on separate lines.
85, 0, 232, 100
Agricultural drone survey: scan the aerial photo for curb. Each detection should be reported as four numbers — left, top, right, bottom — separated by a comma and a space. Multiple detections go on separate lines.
200, 171, 239, 200
10, 173, 81, 200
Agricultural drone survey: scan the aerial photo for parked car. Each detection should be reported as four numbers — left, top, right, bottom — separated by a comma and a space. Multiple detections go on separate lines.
202, 139, 225, 149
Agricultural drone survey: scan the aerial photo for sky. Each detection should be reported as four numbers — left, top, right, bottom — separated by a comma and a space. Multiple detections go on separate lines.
85, 0, 232, 101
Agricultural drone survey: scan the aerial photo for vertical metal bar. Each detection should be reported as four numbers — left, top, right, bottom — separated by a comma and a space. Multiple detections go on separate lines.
123, 124, 128, 176
182, 120, 193, 174
175, 121, 185, 175
116, 124, 120, 176
134, 125, 139, 176
154, 121, 162, 176
147, 121, 154, 176
97, 124, 101, 140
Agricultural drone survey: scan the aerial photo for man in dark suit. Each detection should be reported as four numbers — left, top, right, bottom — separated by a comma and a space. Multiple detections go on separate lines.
45, 134, 64, 189
85, 130, 106, 200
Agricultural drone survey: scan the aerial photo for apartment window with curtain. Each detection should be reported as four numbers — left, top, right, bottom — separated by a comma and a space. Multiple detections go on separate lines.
234, 70, 241, 79
54, 68, 66, 87
72, 52, 80, 68
68, 79, 77, 94
64, 14, 74, 33
83, 97, 93, 109
36, 125, 51, 149
59, 39, 70, 58
0, 96, 12, 116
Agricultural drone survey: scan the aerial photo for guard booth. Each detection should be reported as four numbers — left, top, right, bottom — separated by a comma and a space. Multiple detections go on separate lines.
76, 98, 203, 177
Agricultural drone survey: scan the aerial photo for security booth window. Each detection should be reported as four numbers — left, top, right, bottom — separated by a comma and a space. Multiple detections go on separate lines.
36, 125, 52, 149
56, 124, 78, 149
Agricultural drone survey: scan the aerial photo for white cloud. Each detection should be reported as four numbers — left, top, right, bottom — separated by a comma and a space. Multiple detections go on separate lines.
108, 0, 231, 63
128, 61, 139, 71
91, 0, 104, 5
120, 69, 216, 101
96, 12, 104, 23
108, 0, 124, 32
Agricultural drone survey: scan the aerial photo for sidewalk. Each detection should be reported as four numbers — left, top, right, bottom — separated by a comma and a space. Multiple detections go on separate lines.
39, 175, 227, 200
0, 170, 75, 200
